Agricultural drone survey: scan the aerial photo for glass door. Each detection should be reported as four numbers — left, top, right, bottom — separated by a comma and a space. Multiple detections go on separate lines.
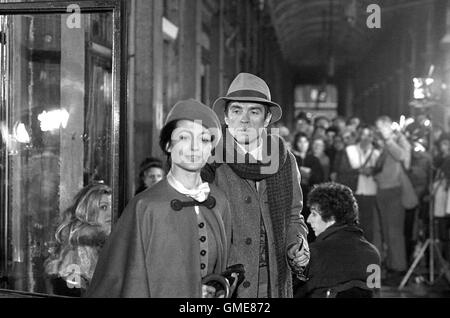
0, 1, 125, 296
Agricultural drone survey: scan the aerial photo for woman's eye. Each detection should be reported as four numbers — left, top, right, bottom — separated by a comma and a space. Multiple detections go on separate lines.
202, 137, 212, 143
179, 134, 189, 140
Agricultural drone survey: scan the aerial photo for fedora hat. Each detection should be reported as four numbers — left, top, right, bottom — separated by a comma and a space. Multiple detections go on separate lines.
213, 73, 282, 124
164, 99, 222, 148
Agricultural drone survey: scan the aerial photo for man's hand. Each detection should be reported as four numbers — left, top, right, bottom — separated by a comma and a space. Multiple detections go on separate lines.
287, 238, 310, 268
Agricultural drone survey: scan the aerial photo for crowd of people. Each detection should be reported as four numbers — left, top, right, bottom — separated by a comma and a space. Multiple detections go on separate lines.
277, 110, 450, 286
44, 72, 450, 298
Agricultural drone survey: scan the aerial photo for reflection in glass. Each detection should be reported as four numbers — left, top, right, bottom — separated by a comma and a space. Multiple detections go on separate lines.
0, 12, 113, 296
44, 183, 112, 297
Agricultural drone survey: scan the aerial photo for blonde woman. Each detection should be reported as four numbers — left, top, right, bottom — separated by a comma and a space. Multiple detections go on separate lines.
44, 182, 112, 296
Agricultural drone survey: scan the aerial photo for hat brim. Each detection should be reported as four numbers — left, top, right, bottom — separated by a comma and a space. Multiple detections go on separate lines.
213, 97, 282, 124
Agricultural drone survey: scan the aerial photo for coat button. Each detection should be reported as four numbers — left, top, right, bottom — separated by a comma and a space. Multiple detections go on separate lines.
200, 263, 206, 270
200, 236, 206, 243
245, 238, 252, 245
245, 196, 252, 204
199, 222, 205, 229
200, 250, 207, 256
243, 281, 251, 288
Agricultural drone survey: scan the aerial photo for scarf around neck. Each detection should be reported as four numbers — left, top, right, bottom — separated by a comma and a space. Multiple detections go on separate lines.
167, 171, 210, 203
214, 127, 289, 181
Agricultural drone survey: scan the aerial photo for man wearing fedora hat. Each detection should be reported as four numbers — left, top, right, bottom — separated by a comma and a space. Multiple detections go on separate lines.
202, 73, 309, 298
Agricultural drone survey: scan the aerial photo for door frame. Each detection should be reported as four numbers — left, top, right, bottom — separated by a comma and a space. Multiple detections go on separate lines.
0, 0, 127, 296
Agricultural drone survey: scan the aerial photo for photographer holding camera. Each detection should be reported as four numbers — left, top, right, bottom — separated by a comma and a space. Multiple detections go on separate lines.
372, 116, 412, 283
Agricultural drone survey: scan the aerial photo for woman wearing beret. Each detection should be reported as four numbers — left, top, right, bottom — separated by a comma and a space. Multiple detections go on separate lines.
86, 99, 231, 298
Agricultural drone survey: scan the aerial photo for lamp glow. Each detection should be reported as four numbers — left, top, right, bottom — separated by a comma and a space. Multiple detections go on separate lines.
38, 109, 69, 132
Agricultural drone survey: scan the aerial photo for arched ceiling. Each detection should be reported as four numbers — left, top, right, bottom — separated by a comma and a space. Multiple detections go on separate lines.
267, 0, 415, 73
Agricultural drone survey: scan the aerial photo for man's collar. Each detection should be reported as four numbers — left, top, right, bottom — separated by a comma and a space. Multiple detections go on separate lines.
236, 138, 263, 161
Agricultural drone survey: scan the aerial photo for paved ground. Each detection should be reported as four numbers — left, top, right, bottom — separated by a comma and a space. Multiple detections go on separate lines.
380, 273, 450, 298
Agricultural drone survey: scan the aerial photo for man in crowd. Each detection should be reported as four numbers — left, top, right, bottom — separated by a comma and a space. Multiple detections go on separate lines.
373, 116, 411, 282
202, 73, 310, 298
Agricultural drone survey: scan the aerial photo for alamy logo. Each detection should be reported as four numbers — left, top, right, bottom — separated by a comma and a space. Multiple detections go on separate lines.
366, 264, 381, 289
66, 4, 81, 29
367, 4, 381, 29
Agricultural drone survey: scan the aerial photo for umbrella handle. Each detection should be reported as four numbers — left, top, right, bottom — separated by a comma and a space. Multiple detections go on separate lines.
201, 274, 231, 298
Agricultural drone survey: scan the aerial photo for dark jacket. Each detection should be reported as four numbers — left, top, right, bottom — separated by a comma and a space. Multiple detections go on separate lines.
294, 153, 325, 194
295, 224, 381, 298
86, 179, 231, 298
333, 150, 359, 191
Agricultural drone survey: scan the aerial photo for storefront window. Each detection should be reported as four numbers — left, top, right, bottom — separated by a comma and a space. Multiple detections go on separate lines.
0, 3, 122, 296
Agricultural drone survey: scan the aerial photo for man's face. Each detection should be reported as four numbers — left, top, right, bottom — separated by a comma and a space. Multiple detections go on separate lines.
225, 102, 271, 145
359, 128, 373, 144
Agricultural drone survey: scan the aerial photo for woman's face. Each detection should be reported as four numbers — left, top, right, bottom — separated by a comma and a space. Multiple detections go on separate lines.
296, 136, 309, 153
312, 139, 325, 156
359, 128, 373, 144
143, 167, 164, 188
96, 194, 112, 235
307, 204, 335, 237
168, 120, 213, 172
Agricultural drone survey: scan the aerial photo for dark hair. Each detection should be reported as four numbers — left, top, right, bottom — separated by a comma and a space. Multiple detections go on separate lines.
139, 157, 164, 174
159, 120, 178, 156
136, 157, 165, 195
158, 120, 179, 170
224, 101, 271, 120
326, 126, 339, 135
296, 112, 311, 124
292, 132, 310, 152
314, 116, 330, 127
307, 182, 359, 226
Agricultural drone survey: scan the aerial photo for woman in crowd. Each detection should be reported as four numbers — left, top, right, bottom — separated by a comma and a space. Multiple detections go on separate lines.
44, 182, 112, 296
86, 99, 232, 298
312, 137, 330, 181
294, 183, 381, 298
135, 157, 165, 194
292, 132, 325, 193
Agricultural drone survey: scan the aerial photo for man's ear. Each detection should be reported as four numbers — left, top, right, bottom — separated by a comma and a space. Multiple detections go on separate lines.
165, 142, 172, 154
224, 114, 230, 126
264, 112, 272, 128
